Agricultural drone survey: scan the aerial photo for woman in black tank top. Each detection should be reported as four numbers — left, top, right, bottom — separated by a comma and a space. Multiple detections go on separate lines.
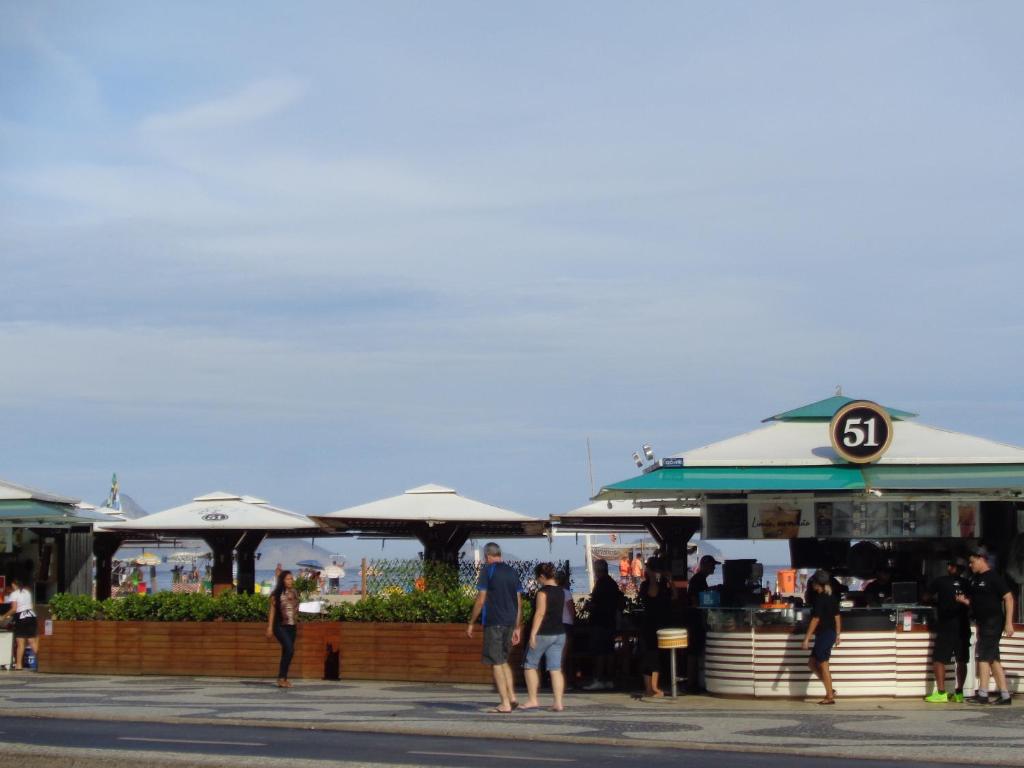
522, 563, 568, 711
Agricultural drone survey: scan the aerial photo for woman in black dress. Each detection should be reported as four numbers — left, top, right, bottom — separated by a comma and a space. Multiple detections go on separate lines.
639, 557, 677, 697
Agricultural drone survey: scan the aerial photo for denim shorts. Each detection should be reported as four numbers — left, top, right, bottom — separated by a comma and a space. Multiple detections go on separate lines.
524, 633, 566, 671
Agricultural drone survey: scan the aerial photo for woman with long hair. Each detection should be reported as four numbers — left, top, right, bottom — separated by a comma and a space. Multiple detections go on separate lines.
1, 577, 38, 670
802, 569, 841, 704
266, 570, 300, 688
639, 557, 676, 698
522, 562, 568, 711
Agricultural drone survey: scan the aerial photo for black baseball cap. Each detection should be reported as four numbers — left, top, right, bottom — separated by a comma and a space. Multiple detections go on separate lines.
699, 555, 721, 566
968, 547, 988, 560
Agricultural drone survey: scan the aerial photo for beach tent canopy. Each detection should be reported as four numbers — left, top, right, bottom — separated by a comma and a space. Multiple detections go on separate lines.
597, 396, 1024, 499
102, 491, 319, 536
551, 499, 700, 533
312, 484, 545, 538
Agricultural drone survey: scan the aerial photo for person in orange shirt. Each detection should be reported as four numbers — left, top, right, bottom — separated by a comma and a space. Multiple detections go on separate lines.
630, 553, 644, 586
618, 555, 630, 586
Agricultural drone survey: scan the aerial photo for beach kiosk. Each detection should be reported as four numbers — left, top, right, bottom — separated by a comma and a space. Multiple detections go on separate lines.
311, 484, 545, 566
594, 395, 1024, 698
0, 478, 110, 601
102, 492, 320, 596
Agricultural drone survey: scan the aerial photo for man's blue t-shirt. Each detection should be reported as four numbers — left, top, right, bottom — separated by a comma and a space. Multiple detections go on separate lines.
476, 562, 522, 627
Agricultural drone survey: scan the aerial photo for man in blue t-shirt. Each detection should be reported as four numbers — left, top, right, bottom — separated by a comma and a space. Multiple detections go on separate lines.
468, 542, 523, 712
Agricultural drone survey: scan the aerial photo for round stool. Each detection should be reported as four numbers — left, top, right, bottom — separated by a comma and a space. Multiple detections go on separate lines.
657, 628, 689, 698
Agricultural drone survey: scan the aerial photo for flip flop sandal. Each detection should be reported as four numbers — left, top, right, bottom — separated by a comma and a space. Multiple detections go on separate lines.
818, 698, 835, 705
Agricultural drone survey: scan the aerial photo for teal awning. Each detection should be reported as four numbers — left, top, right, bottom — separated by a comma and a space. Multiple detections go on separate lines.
597, 466, 867, 497
598, 463, 1024, 498
864, 464, 1024, 491
764, 396, 917, 422
0, 500, 98, 527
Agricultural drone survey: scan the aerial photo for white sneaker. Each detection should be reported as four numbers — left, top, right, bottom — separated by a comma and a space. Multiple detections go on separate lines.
602, 681, 615, 690
582, 680, 605, 691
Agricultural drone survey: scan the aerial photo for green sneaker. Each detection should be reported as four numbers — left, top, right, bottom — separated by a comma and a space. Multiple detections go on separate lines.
952, 692, 965, 703
925, 691, 950, 703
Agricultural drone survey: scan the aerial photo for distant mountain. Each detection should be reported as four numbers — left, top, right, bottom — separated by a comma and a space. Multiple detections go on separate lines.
94, 493, 149, 519
257, 539, 344, 570
118, 494, 149, 519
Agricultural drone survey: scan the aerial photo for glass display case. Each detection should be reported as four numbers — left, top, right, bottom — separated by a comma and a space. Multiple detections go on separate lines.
703, 605, 935, 632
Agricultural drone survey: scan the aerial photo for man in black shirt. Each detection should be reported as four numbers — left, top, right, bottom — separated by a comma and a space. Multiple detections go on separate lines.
924, 557, 970, 703
862, 567, 893, 606
583, 559, 624, 690
958, 548, 1015, 705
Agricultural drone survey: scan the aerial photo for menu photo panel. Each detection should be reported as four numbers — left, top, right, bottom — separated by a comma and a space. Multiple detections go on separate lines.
747, 496, 814, 539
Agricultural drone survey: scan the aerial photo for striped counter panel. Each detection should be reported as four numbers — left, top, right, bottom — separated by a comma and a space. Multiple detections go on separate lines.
965, 628, 1024, 694
704, 630, 756, 696
752, 631, 898, 698
708, 627, 1024, 698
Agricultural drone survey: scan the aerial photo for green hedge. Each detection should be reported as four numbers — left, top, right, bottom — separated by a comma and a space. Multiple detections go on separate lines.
49, 592, 272, 622
48, 589, 527, 625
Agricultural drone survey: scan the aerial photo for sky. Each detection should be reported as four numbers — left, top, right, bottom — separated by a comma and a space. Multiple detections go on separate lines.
2, 3, 1023, 566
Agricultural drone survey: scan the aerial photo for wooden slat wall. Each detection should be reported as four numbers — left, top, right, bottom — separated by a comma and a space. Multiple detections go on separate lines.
337, 623, 523, 685
707, 625, 1024, 698
38, 621, 522, 684
40, 622, 337, 679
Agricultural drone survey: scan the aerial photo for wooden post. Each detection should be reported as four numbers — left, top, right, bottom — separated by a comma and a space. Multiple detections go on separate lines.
92, 532, 124, 600
234, 531, 266, 594
202, 533, 239, 596
361, 557, 367, 599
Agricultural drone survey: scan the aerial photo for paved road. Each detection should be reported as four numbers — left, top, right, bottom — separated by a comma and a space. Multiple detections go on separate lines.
2, 674, 1022, 766
3, 715, 946, 768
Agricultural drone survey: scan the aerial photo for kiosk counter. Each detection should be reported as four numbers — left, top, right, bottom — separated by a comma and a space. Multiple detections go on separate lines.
703, 606, 1024, 698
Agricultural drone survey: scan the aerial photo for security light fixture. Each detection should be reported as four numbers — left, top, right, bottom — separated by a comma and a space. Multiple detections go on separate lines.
632, 452, 643, 468
642, 444, 655, 462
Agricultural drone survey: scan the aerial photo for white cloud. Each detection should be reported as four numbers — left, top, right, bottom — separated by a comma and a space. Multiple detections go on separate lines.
140, 77, 308, 136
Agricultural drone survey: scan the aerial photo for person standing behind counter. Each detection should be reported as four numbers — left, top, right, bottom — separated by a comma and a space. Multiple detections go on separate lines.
802, 569, 841, 705
958, 548, 1014, 705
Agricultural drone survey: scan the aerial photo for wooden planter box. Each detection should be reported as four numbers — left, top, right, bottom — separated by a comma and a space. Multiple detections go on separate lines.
40, 621, 335, 679
338, 623, 523, 685
39, 621, 522, 684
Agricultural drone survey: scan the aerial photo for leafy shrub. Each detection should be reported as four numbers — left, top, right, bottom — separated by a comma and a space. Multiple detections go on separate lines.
49, 588, 499, 624
48, 593, 102, 621
334, 588, 476, 623
291, 576, 319, 601
50, 592, 266, 622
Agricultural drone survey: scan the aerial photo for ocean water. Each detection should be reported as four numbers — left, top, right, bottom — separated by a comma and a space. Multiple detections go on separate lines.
131, 562, 794, 594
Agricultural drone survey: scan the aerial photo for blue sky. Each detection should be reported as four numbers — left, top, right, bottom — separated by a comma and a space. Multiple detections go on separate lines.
2, 3, 1023, 565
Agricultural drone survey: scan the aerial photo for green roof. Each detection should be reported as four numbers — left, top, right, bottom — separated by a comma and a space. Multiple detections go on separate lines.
598, 466, 867, 497
764, 395, 917, 423
597, 463, 1024, 498
863, 464, 1024, 491
0, 500, 96, 527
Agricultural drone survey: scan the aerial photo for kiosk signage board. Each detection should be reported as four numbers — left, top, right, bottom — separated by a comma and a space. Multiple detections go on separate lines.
705, 498, 981, 539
